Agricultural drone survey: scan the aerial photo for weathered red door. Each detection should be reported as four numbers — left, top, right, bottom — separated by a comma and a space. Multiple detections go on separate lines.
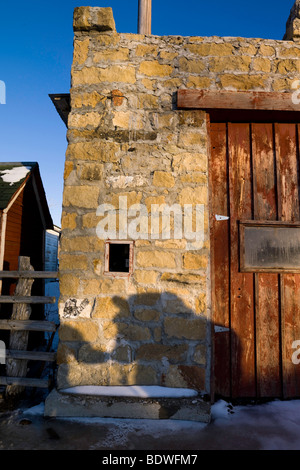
210, 121, 300, 399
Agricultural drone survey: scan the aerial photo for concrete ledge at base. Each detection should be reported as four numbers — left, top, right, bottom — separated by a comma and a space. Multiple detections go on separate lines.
44, 389, 211, 423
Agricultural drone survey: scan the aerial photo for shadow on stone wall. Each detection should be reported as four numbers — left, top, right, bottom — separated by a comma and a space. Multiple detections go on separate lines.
55, 291, 258, 401
57, 292, 210, 395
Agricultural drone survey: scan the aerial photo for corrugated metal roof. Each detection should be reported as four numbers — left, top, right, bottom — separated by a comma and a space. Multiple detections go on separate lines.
0, 162, 37, 210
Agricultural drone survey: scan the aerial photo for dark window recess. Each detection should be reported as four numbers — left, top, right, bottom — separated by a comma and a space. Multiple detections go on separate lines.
108, 243, 130, 273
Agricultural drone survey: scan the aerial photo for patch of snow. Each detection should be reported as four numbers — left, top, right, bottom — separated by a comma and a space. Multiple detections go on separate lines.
15, 398, 300, 449
211, 399, 232, 419
61, 385, 199, 398
0, 166, 31, 185
22, 402, 45, 416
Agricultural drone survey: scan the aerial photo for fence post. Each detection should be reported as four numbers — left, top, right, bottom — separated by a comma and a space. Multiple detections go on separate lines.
5, 256, 34, 396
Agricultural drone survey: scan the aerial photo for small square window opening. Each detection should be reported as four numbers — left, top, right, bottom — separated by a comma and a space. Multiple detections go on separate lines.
105, 241, 133, 276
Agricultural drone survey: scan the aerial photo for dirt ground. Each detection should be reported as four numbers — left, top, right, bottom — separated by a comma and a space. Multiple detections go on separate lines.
1, 390, 300, 451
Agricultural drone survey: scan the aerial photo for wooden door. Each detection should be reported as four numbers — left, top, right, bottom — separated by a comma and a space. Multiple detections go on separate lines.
210, 121, 300, 399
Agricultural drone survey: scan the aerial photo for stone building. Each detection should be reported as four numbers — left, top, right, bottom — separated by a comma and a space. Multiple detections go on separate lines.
45, 2, 300, 420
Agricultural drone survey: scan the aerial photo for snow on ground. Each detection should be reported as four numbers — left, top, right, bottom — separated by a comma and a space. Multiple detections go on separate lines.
19, 398, 300, 450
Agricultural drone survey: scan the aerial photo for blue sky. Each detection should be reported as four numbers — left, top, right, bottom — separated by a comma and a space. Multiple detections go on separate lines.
0, 0, 295, 226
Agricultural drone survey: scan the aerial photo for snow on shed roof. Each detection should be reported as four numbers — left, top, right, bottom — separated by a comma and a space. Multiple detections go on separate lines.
0, 162, 37, 210
0, 162, 53, 229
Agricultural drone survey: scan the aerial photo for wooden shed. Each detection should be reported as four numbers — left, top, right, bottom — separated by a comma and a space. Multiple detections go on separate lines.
0, 162, 53, 300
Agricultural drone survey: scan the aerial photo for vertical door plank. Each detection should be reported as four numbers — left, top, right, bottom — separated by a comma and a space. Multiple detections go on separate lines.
228, 123, 256, 397
275, 123, 300, 398
210, 123, 231, 397
252, 123, 281, 397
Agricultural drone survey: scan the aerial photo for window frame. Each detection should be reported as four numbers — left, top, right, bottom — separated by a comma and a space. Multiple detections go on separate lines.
104, 240, 134, 277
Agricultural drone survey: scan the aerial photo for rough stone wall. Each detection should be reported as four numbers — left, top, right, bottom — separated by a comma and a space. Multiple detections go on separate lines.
57, 6, 300, 394
285, 0, 300, 41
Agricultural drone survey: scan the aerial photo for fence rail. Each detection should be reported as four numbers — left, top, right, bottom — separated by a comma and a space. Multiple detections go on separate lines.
0, 256, 59, 396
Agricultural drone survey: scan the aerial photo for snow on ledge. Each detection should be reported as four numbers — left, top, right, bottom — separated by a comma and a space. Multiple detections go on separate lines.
61, 385, 199, 398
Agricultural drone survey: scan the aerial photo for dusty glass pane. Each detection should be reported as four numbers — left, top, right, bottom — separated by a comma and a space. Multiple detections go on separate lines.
243, 225, 300, 270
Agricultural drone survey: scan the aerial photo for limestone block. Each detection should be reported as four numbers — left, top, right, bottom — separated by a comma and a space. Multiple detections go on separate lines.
64, 161, 73, 180
209, 56, 251, 72
137, 250, 177, 269
178, 57, 205, 73
164, 298, 194, 314
178, 131, 206, 148
272, 77, 295, 92
77, 162, 103, 181
133, 307, 160, 322
111, 345, 132, 362
44, 389, 211, 423
68, 112, 102, 128
187, 76, 212, 88
178, 186, 207, 205
182, 252, 208, 270
73, 39, 89, 65
276, 59, 300, 73
99, 278, 126, 294
154, 239, 186, 249
59, 254, 88, 271
72, 66, 136, 86
135, 45, 158, 57
93, 296, 131, 319
93, 48, 129, 63
59, 274, 80, 296
259, 44, 276, 56
71, 91, 105, 109
136, 344, 188, 363
112, 111, 144, 130
185, 42, 233, 56
78, 344, 106, 363
102, 321, 151, 341
134, 270, 159, 285
59, 319, 99, 342
109, 363, 157, 386
133, 291, 161, 306
172, 153, 207, 173
56, 363, 109, 389
252, 58, 272, 73
63, 186, 100, 209
66, 141, 120, 163
280, 46, 300, 57
220, 74, 267, 90
60, 236, 104, 253
144, 195, 166, 212
139, 61, 173, 77
285, 16, 300, 41
195, 293, 207, 314
193, 345, 206, 365
61, 212, 77, 230
178, 110, 206, 127
164, 365, 205, 391
82, 279, 101, 295
164, 317, 206, 340
161, 272, 206, 286
56, 343, 77, 365
110, 191, 143, 207
153, 171, 175, 188
73, 6, 116, 32
180, 174, 207, 184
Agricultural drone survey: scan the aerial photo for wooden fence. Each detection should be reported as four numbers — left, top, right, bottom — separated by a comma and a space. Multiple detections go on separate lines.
0, 256, 58, 396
